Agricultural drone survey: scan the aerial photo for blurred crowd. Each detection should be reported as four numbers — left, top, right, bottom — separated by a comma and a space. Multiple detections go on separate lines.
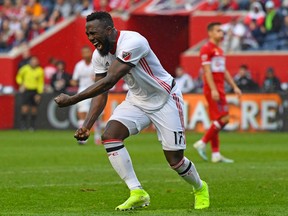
201, 0, 288, 51
174, 65, 287, 94
0, 0, 142, 52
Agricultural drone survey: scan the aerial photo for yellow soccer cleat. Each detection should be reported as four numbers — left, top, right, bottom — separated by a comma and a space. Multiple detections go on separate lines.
194, 181, 210, 210
115, 189, 150, 211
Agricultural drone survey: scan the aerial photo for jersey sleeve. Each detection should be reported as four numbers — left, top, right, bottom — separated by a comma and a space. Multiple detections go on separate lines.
200, 45, 211, 66
116, 35, 149, 67
72, 63, 80, 80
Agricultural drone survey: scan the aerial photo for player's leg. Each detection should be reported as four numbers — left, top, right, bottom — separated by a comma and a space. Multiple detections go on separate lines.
150, 90, 209, 209
30, 105, 38, 131
211, 115, 234, 163
194, 95, 229, 161
102, 101, 151, 210
19, 91, 30, 130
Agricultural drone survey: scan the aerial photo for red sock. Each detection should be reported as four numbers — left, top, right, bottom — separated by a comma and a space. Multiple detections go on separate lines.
211, 133, 219, 152
202, 120, 226, 144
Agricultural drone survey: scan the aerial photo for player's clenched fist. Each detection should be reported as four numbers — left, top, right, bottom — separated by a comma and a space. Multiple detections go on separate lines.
74, 127, 90, 142
54, 93, 73, 107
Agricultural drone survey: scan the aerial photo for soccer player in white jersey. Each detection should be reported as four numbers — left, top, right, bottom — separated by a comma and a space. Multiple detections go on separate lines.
55, 11, 209, 211
70, 46, 102, 144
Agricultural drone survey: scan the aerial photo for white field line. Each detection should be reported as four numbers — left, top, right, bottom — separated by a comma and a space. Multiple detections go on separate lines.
0, 179, 182, 189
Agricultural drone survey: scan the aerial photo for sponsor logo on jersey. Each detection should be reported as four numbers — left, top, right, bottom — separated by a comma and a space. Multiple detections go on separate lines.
122, 51, 132, 61
105, 62, 110, 67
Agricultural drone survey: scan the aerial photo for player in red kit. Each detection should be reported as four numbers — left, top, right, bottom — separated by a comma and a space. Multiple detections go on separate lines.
193, 22, 242, 163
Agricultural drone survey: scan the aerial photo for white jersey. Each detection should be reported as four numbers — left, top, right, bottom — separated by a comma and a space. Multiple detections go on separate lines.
72, 60, 94, 93
92, 30, 174, 113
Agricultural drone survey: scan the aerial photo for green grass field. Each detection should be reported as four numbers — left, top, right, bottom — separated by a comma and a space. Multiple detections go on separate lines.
0, 130, 287, 216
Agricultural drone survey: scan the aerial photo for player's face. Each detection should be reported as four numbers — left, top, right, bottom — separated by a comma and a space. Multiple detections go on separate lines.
85, 20, 113, 57
81, 47, 92, 61
209, 25, 224, 42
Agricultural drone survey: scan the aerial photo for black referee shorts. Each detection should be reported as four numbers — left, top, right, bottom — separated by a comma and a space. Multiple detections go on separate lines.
21, 90, 38, 106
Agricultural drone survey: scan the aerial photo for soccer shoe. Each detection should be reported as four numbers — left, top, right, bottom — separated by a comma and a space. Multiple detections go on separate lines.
193, 140, 208, 161
212, 154, 234, 163
77, 139, 88, 145
115, 189, 150, 211
193, 181, 210, 210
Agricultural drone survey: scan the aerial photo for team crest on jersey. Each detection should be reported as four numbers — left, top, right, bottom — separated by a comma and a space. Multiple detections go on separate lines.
105, 62, 110, 67
122, 51, 132, 61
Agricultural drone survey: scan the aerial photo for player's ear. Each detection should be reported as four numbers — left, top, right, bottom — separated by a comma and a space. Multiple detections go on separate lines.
106, 26, 113, 35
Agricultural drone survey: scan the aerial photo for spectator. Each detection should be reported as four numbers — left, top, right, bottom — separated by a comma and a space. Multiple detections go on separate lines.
109, 0, 130, 14
221, 17, 246, 52
25, 0, 44, 20
242, 20, 262, 50
76, 0, 94, 17
9, 29, 26, 48
16, 55, 44, 130
234, 64, 259, 92
0, 19, 13, 51
43, 57, 57, 92
50, 60, 71, 93
278, 15, 288, 49
18, 43, 32, 68
262, 67, 282, 92
174, 66, 195, 93
47, 9, 63, 28
244, 1, 265, 27
53, 0, 72, 18
218, 0, 239, 11
262, 1, 282, 49
94, 0, 112, 12
278, 0, 288, 18
264, 1, 282, 33
27, 20, 44, 40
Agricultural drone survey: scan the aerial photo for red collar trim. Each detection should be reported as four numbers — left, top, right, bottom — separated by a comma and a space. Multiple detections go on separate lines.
110, 30, 120, 55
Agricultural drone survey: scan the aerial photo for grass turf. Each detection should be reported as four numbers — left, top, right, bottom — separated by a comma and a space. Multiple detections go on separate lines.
0, 130, 287, 215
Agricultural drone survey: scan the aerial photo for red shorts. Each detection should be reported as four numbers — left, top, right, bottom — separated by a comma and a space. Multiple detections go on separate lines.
204, 92, 229, 120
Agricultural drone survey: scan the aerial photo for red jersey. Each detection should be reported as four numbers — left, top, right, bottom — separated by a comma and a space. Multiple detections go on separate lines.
200, 41, 226, 95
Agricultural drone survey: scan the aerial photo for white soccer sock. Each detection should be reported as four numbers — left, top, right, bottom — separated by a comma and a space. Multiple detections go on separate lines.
94, 120, 101, 139
104, 140, 142, 190
172, 157, 202, 190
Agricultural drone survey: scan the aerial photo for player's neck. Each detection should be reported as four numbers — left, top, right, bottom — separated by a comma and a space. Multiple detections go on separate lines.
209, 38, 220, 46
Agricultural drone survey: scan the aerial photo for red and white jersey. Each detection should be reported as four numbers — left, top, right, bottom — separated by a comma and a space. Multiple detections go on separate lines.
72, 60, 94, 93
92, 30, 174, 113
200, 41, 226, 94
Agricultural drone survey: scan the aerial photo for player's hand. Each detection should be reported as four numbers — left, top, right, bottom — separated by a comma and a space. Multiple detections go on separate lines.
54, 93, 74, 107
74, 127, 90, 142
233, 87, 242, 97
211, 89, 220, 101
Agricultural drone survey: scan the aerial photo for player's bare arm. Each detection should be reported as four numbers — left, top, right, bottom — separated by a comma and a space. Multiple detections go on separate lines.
54, 59, 132, 107
74, 73, 108, 141
203, 64, 219, 101
224, 70, 242, 97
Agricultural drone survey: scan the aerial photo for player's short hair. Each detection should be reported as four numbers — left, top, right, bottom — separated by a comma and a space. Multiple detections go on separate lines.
86, 11, 114, 28
207, 22, 222, 31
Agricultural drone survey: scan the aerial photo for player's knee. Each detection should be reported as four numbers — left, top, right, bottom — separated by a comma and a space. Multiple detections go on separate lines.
164, 150, 184, 167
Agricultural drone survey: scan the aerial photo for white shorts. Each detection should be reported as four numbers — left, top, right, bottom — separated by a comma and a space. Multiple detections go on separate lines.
77, 98, 91, 113
108, 87, 186, 151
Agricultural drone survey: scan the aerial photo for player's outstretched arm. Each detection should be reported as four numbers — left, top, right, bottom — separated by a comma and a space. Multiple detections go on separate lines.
54, 59, 132, 107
